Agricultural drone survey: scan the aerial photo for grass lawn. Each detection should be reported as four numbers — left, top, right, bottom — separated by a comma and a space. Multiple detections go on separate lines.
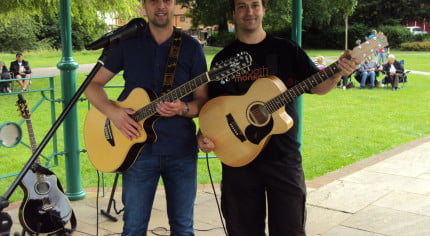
1, 48, 429, 202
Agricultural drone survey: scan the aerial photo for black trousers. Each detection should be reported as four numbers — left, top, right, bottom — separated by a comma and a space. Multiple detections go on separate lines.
221, 154, 307, 236
0, 73, 10, 90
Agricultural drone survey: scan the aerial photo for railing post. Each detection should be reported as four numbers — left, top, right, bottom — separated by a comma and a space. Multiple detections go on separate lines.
291, 0, 304, 150
57, 0, 86, 200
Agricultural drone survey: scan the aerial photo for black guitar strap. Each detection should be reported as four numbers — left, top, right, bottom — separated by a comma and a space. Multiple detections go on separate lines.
32, 165, 77, 234
161, 27, 182, 95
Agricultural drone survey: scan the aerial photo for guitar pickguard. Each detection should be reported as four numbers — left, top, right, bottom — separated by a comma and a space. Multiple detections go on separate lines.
245, 117, 274, 145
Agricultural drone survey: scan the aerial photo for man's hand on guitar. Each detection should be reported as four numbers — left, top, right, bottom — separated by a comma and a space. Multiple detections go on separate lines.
197, 133, 215, 153
156, 100, 186, 117
109, 107, 141, 140
335, 51, 360, 78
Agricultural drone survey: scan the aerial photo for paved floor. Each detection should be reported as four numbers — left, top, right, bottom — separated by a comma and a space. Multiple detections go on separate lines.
4, 136, 430, 235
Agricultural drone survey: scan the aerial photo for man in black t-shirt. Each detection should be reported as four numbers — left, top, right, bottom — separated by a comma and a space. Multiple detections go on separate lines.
198, 0, 359, 235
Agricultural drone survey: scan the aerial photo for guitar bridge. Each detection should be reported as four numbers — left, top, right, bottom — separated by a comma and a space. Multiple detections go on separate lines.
104, 119, 115, 146
41, 203, 54, 211
226, 114, 246, 142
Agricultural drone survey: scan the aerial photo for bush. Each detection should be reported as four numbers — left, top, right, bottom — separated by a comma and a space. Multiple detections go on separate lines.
0, 17, 40, 52
302, 23, 369, 49
377, 25, 413, 48
207, 31, 236, 47
400, 41, 430, 51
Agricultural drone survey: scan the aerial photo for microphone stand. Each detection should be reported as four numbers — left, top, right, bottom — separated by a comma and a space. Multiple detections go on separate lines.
0, 47, 112, 235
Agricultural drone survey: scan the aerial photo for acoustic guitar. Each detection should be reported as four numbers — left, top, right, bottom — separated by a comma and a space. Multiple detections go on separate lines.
84, 52, 252, 172
16, 94, 74, 234
199, 33, 388, 167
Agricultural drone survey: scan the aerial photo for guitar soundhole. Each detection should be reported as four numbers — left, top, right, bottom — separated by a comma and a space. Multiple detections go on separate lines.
248, 103, 270, 126
34, 181, 51, 195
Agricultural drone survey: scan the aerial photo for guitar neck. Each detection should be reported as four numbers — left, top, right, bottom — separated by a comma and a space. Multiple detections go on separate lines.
25, 119, 37, 152
265, 62, 340, 113
131, 72, 211, 121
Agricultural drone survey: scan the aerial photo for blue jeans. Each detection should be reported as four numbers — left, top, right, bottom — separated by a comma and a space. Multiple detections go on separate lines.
122, 152, 197, 236
360, 71, 376, 87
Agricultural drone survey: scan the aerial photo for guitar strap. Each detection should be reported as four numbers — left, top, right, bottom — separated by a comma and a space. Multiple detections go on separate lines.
32, 165, 77, 233
161, 27, 182, 95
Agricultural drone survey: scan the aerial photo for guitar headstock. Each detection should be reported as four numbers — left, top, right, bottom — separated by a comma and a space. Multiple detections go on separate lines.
351, 32, 388, 62
17, 94, 31, 119
209, 51, 252, 84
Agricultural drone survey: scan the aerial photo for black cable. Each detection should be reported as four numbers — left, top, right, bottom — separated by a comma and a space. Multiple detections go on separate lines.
205, 153, 228, 236
96, 170, 100, 236
112, 199, 124, 215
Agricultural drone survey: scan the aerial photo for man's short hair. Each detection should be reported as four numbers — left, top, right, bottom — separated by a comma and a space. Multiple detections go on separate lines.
16, 53, 23, 57
229, 0, 269, 12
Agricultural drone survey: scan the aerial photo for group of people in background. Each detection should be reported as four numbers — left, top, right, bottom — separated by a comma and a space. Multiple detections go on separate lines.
315, 49, 404, 91
0, 52, 32, 93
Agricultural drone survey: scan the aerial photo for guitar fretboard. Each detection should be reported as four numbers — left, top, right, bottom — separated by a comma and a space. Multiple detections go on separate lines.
265, 62, 340, 113
131, 71, 211, 121
25, 119, 40, 163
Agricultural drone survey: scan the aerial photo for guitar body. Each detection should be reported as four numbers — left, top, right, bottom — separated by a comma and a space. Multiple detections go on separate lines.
84, 87, 158, 173
199, 76, 294, 167
19, 171, 73, 234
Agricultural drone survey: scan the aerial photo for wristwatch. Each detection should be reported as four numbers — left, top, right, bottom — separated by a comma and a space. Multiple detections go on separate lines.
181, 102, 189, 116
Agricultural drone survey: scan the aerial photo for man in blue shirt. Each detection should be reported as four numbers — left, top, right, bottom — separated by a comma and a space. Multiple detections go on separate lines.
358, 56, 381, 89
84, 0, 207, 235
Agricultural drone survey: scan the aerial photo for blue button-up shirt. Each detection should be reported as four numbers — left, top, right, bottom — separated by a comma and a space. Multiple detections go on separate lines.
104, 28, 207, 156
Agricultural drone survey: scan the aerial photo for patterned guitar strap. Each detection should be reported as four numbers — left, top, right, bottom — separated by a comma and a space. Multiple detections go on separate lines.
161, 27, 182, 95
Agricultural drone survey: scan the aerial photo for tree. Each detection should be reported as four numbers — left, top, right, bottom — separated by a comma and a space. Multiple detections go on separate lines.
0, 0, 141, 51
0, 0, 141, 25
178, 0, 230, 32
263, 0, 292, 33
349, 0, 430, 28
333, 0, 358, 50
0, 16, 40, 52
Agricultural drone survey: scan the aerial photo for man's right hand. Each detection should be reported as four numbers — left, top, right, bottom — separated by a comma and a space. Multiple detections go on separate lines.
197, 133, 215, 153
108, 107, 141, 140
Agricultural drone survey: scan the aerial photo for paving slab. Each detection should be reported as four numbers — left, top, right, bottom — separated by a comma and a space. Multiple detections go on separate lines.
307, 180, 392, 213
341, 170, 430, 194
341, 205, 430, 235
373, 191, 430, 217
323, 225, 386, 236
305, 205, 351, 235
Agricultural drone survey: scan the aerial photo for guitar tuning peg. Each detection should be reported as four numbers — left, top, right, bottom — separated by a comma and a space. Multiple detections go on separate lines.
220, 80, 225, 85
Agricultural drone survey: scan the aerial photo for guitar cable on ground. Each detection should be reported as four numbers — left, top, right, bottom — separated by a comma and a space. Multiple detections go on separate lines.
85, 156, 227, 236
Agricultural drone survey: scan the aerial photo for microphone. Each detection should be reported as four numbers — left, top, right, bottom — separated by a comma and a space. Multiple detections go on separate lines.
85, 18, 147, 50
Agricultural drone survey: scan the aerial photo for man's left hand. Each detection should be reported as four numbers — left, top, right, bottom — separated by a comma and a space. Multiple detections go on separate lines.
156, 100, 185, 117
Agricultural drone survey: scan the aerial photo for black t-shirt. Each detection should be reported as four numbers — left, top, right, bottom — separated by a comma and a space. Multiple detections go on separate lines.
209, 34, 319, 162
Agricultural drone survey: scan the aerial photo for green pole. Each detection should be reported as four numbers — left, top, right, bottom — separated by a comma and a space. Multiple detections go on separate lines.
291, 0, 304, 150
57, 0, 86, 200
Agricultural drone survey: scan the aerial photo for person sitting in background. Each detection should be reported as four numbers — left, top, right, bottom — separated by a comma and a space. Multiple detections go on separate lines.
358, 56, 381, 89
0, 61, 11, 93
383, 54, 404, 91
315, 56, 326, 70
10, 52, 32, 91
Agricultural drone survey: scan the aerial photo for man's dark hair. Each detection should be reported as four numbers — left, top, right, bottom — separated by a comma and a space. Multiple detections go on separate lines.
16, 53, 23, 57
229, 0, 269, 12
